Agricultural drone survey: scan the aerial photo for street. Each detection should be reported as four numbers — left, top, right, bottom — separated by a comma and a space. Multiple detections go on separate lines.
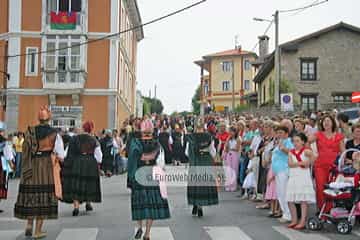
0, 166, 359, 240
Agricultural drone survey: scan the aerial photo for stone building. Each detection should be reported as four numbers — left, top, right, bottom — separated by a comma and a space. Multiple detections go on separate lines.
254, 22, 360, 111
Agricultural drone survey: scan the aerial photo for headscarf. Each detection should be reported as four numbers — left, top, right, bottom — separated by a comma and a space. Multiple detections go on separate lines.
83, 121, 95, 133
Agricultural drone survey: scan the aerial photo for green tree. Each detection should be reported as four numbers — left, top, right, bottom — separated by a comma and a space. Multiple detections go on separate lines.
143, 97, 164, 115
192, 85, 201, 114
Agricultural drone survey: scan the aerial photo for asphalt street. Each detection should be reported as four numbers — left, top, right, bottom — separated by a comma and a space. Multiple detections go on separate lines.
0, 166, 359, 240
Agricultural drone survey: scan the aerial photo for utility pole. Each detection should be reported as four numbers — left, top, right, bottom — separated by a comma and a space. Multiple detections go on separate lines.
231, 60, 235, 111
274, 10, 280, 106
154, 84, 157, 99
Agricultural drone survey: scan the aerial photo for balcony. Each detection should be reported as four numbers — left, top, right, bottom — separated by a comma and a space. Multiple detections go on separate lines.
43, 71, 86, 91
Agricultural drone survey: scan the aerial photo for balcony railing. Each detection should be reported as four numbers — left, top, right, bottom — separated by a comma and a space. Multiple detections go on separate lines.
43, 71, 85, 89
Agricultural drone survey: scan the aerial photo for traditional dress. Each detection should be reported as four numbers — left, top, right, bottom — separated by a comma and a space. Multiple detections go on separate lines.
158, 131, 172, 164
172, 131, 186, 163
128, 137, 170, 221
100, 135, 113, 174
62, 134, 102, 204
14, 124, 64, 219
186, 133, 219, 207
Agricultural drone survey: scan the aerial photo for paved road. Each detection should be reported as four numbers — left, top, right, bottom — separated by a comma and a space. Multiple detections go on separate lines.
0, 166, 359, 240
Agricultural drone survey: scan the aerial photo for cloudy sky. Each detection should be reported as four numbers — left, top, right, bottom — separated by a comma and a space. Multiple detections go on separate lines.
136, 0, 360, 114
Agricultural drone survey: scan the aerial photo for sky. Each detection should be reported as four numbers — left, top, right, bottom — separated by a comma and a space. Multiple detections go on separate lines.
136, 0, 360, 114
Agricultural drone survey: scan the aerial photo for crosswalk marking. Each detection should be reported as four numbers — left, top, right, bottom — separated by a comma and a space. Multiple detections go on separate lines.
55, 228, 98, 240
0, 230, 22, 240
353, 230, 360, 237
204, 226, 253, 240
135, 227, 175, 240
0, 217, 22, 222
273, 226, 330, 240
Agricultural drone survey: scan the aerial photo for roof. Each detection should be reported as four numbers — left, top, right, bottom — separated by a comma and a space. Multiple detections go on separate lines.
253, 53, 274, 83
204, 49, 257, 58
253, 22, 360, 83
281, 22, 360, 50
127, 0, 144, 41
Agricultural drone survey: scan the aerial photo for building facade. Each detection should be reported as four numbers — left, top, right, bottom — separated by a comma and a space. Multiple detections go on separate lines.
0, 0, 143, 132
254, 22, 360, 111
195, 48, 257, 113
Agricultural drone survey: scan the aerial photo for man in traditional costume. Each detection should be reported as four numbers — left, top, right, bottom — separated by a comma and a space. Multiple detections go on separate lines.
128, 119, 170, 240
0, 122, 15, 213
158, 125, 173, 165
186, 121, 219, 217
14, 106, 65, 239
62, 121, 102, 216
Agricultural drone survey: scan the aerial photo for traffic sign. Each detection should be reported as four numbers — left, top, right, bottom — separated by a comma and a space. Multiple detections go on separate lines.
352, 92, 360, 103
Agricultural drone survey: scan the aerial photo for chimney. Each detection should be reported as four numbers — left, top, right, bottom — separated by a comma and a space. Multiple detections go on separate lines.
235, 44, 242, 52
258, 35, 269, 59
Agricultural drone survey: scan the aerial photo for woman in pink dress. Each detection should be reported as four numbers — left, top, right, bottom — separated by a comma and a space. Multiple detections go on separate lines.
224, 127, 241, 192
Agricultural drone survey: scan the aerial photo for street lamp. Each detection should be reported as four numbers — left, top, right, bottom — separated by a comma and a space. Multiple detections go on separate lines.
253, 11, 280, 106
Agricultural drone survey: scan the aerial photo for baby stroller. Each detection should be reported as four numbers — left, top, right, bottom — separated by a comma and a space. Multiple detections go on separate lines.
307, 149, 360, 234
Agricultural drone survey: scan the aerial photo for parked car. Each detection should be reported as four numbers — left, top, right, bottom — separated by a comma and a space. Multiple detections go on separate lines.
339, 107, 360, 125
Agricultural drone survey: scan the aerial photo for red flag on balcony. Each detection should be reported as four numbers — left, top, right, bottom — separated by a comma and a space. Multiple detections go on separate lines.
352, 92, 360, 103
50, 11, 77, 30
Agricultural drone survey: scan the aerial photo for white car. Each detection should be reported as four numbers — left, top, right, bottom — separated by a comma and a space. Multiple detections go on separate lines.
339, 107, 360, 125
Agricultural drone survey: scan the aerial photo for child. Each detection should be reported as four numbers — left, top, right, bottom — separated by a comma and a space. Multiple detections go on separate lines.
242, 157, 256, 199
286, 133, 316, 230
265, 167, 280, 217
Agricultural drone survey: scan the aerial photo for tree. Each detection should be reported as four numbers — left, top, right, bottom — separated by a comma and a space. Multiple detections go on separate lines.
192, 85, 201, 115
142, 97, 164, 115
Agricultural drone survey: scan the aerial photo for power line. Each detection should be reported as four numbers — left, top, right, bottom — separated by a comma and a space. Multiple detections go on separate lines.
290, 0, 320, 16
251, 20, 274, 52
279, 0, 328, 13
4, 0, 207, 59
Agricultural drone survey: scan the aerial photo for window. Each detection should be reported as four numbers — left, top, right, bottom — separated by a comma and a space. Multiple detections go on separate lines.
204, 81, 209, 96
48, 0, 82, 12
333, 93, 351, 103
263, 85, 266, 103
300, 58, 317, 81
25, 47, 38, 76
222, 61, 232, 72
301, 94, 317, 111
244, 59, 251, 70
44, 35, 82, 84
244, 80, 250, 90
52, 118, 77, 129
222, 81, 230, 91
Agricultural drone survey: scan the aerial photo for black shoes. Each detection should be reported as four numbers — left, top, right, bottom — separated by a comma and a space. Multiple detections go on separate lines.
86, 203, 93, 212
197, 207, 203, 218
25, 228, 32, 237
192, 206, 198, 216
72, 208, 79, 216
143, 237, 150, 240
134, 228, 143, 239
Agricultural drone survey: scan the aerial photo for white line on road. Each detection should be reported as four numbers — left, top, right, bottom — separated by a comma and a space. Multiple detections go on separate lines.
0, 217, 22, 222
134, 227, 175, 240
55, 228, 98, 240
273, 226, 330, 240
204, 226, 253, 240
0, 230, 22, 240
353, 230, 360, 237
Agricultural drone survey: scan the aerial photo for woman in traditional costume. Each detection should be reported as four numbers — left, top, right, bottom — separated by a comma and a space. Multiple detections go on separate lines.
128, 119, 170, 240
14, 106, 65, 239
186, 121, 219, 217
62, 121, 102, 216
